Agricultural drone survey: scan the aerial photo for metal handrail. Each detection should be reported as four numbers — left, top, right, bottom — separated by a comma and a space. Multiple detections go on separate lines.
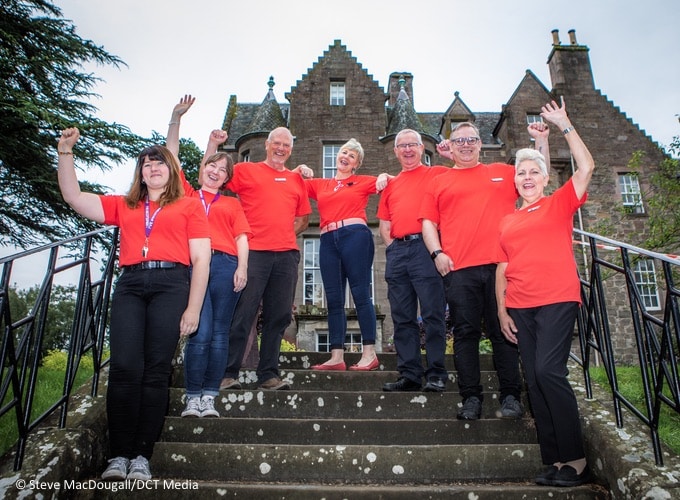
573, 229, 680, 466
0, 227, 118, 470
0, 226, 678, 469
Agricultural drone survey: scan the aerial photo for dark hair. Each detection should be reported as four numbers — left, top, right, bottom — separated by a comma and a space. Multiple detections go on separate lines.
125, 145, 184, 208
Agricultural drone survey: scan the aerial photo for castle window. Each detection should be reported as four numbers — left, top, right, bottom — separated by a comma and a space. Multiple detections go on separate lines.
330, 81, 346, 106
303, 238, 324, 306
323, 144, 342, 178
633, 258, 660, 310
619, 173, 644, 214
241, 149, 250, 163
424, 151, 432, 166
303, 236, 376, 307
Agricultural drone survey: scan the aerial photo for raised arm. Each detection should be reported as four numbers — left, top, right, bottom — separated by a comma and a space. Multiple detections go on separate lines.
540, 97, 594, 199
166, 94, 195, 158
528, 119, 551, 175
57, 128, 105, 223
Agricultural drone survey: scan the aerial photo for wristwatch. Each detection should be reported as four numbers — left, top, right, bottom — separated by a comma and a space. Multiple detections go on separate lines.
431, 249, 443, 260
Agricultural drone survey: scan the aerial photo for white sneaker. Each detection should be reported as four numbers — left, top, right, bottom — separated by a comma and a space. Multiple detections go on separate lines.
181, 396, 201, 417
101, 456, 129, 481
128, 455, 151, 480
200, 395, 219, 418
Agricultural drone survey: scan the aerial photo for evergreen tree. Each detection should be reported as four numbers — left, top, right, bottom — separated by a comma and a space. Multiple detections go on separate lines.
0, 0, 146, 248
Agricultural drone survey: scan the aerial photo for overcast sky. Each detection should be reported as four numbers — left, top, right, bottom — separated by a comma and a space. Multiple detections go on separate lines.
52, 0, 680, 193
5, 0, 680, 285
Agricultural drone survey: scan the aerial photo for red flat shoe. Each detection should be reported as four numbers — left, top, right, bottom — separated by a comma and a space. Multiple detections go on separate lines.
310, 361, 346, 371
348, 357, 379, 371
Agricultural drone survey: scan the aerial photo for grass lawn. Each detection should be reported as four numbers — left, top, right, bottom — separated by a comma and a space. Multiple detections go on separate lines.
589, 365, 680, 455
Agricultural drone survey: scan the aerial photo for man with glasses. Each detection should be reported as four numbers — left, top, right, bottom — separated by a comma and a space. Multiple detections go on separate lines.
377, 129, 449, 392
420, 121, 550, 419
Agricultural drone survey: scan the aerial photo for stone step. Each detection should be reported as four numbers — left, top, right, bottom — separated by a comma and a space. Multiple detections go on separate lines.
167, 388, 523, 420
171, 368, 511, 393
72, 480, 607, 499
160, 417, 537, 445
173, 352, 497, 372
151, 442, 544, 483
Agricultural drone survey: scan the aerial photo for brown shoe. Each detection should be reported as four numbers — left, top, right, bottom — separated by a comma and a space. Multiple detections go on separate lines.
258, 377, 291, 390
220, 377, 242, 390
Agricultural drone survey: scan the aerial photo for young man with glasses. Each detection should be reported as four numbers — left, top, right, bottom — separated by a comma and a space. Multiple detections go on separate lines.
419, 121, 550, 419
377, 129, 450, 392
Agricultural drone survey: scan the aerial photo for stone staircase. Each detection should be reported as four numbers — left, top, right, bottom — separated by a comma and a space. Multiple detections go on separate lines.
127, 351, 604, 499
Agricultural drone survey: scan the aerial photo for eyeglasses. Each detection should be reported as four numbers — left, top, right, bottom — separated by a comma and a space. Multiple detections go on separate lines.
395, 142, 421, 150
451, 137, 480, 146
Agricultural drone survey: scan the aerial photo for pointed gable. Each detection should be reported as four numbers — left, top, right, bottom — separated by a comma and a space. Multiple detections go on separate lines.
493, 70, 552, 147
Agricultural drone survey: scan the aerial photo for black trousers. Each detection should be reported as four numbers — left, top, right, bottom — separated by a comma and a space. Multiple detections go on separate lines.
509, 301, 586, 465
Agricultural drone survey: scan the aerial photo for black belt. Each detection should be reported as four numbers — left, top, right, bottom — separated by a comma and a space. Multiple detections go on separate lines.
396, 233, 422, 241
123, 261, 185, 271
212, 249, 228, 256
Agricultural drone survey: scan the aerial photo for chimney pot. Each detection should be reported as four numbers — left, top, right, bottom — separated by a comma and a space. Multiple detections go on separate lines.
551, 29, 560, 45
568, 29, 577, 45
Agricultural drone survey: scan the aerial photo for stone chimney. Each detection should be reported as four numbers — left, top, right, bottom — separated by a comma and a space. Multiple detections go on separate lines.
547, 29, 595, 91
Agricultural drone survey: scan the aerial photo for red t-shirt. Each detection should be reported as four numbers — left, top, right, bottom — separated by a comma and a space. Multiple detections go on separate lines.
377, 165, 448, 238
498, 178, 587, 308
418, 163, 518, 270
181, 172, 251, 256
99, 195, 210, 266
226, 162, 311, 251
305, 175, 377, 227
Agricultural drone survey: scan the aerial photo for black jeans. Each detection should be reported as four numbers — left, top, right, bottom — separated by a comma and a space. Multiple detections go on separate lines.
444, 264, 521, 402
225, 250, 299, 384
107, 265, 189, 459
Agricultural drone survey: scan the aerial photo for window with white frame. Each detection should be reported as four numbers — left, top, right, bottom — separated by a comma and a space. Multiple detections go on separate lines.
316, 331, 363, 353
302, 236, 375, 306
303, 239, 324, 306
330, 81, 346, 106
424, 152, 432, 166
303, 236, 375, 353
619, 173, 644, 214
323, 145, 341, 178
633, 258, 660, 310
241, 150, 250, 163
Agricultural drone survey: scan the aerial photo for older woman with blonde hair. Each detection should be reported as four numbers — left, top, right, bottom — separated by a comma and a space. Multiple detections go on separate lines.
302, 138, 382, 371
496, 97, 594, 487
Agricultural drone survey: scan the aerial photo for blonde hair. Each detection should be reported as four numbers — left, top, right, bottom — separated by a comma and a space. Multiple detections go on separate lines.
340, 138, 364, 167
515, 148, 548, 176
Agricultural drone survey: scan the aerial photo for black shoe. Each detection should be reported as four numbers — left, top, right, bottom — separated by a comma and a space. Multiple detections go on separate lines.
535, 465, 559, 486
383, 377, 421, 392
457, 396, 482, 420
423, 377, 446, 392
553, 464, 591, 487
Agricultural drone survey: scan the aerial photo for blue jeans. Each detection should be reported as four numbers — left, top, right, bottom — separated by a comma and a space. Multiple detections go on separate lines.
510, 302, 585, 464
320, 224, 376, 349
444, 264, 521, 402
107, 265, 189, 459
184, 252, 241, 398
225, 250, 299, 384
385, 238, 447, 382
